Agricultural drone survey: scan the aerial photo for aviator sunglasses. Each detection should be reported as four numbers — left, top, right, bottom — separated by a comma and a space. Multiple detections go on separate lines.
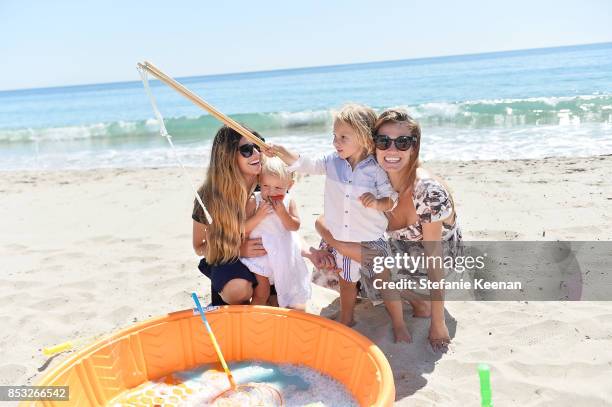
238, 141, 263, 158
373, 134, 417, 151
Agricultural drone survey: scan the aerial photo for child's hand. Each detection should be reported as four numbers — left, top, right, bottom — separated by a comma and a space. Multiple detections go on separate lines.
264, 143, 298, 164
269, 196, 287, 215
255, 201, 273, 219
359, 192, 377, 209
262, 144, 277, 158
263, 143, 287, 158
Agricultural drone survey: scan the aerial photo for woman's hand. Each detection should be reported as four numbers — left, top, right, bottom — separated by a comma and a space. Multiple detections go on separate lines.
428, 322, 451, 352
240, 238, 267, 257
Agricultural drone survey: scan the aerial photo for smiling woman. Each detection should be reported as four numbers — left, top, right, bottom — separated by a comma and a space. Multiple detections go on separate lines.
191, 125, 265, 305
373, 110, 462, 350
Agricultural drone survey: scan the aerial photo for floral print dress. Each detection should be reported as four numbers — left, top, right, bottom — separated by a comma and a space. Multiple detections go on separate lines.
358, 177, 463, 301
387, 177, 462, 243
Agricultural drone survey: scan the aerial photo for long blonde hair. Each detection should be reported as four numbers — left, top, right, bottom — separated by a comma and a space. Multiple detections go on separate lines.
200, 125, 260, 265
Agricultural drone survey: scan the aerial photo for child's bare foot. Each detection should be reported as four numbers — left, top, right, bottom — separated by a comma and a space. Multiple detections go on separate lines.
409, 300, 431, 318
289, 303, 306, 312
250, 297, 268, 305
392, 323, 412, 343
267, 295, 279, 307
338, 314, 357, 327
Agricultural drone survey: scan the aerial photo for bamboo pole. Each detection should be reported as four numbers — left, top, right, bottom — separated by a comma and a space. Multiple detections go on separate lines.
137, 61, 269, 150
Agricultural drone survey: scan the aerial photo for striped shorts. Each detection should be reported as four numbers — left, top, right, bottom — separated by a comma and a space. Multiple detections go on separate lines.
329, 238, 390, 283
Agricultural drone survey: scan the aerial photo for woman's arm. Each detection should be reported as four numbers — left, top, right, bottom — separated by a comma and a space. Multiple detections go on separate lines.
314, 215, 363, 263
421, 221, 446, 323
192, 220, 207, 257
193, 217, 267, 259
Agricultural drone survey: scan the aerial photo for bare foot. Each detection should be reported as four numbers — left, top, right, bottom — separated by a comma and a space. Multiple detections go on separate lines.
339, 307, 356, 327
428, 322, 450, 352
250, 296, 268, 306
409, 300, 431, 318
267, 295, 279, 307
339, 317, 357, 327
392, 323, 412, 343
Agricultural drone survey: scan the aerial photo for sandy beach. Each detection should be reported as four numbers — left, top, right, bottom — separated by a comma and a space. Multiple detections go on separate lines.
2, 154, 612, 406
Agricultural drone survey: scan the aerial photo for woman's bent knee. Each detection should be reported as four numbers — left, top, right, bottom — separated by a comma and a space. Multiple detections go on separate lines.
220, 279, 253, 304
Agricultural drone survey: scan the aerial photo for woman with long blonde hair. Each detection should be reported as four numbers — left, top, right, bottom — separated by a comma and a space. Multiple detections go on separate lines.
192, 125, 264, 304
193, 125, 334, 305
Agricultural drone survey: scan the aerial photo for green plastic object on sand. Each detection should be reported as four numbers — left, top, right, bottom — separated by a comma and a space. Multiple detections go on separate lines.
478, 363, 492, 407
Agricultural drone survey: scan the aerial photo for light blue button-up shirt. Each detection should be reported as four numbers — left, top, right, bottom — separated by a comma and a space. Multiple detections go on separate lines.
288, 152, 398, 242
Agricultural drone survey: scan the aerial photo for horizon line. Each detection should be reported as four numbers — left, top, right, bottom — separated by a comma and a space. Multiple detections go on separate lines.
2, 40, 611, 93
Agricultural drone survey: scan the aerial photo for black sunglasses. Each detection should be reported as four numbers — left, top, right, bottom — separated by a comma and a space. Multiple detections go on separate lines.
374, 134, 417, 151
238, 143, 262, 158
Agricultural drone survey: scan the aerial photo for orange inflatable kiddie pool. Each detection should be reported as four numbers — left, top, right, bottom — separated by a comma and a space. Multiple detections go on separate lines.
24, 306, 394, 406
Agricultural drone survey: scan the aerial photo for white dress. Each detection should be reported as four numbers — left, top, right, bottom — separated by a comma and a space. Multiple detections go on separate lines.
240, 192, 311, 308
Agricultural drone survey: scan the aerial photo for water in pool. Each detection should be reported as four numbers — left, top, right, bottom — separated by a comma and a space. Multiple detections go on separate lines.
108, 360, 359, 406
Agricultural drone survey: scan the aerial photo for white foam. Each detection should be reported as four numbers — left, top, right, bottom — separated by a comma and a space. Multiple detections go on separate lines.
0, 121, 146, 142
127, 362, 361, 407
270, 110, 332, 128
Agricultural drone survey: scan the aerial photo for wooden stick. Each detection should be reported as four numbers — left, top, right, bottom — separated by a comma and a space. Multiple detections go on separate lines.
137, 61, 269, 150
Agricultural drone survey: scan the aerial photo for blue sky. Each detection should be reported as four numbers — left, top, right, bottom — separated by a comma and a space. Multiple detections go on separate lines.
1, 0, 611, 90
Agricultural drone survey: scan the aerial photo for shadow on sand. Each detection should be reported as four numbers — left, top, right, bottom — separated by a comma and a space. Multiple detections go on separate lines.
320, 297, 457, 401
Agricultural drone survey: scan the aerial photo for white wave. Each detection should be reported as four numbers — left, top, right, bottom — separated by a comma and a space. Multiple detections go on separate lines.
410, 102, 461, 119
419, 123, 612, 161
0, 121, 151, 143
4, 122, 612, 171
459, 94, 609, 107
268, 110, 331, 128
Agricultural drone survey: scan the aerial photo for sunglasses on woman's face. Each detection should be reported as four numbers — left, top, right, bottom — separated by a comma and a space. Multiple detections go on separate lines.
238, 143, 261, 158
374, 134, 417, 151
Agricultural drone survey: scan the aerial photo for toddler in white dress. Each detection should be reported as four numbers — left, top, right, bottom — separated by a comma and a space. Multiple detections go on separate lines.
241, 157, 311, 309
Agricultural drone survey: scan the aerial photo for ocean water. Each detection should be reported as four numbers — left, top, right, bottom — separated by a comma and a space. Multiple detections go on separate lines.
1, 42, 611, 170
